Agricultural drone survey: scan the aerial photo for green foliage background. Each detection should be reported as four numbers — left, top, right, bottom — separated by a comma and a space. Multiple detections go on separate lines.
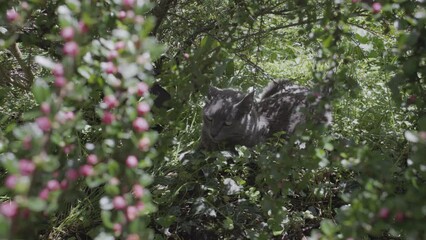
1, 0, 426, 239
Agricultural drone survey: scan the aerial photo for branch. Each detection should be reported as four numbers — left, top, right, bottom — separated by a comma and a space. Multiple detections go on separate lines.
232, 19, 320, 42
151, 0, 178, 36
8, 42, 34, 87
235, 53, 275, 82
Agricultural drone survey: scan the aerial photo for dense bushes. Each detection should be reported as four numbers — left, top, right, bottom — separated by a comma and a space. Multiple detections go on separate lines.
0, 0, 425, 239
1, 1, 159, 239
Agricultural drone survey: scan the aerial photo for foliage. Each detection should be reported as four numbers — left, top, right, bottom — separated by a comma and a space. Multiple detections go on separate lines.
0, 0, 425, 239
1, 0, 160, 239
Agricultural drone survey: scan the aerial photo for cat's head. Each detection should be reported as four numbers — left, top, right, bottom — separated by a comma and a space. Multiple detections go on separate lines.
202, 86, 255, 143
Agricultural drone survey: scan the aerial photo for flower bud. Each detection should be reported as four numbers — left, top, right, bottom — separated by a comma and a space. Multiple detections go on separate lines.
113, 196, 126, 210
126, 155, 138, 168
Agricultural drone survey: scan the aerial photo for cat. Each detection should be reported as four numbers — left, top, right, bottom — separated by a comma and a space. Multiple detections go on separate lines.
200, 80, 325, 150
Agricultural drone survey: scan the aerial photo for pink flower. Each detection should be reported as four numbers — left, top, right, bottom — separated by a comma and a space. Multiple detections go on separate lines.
78, 21, 89, 33
87, 154, 98, 165
133, 184, 144, 199
126, 234, 140, 240
63, 41, 79, 57
136, 201, 145, 211
79, 164, 94, 177
41, 102, 51, 115
380, 207, 392, 219
60, 180, 69, 190
122, 0, 135, 8
21, 2, 30, 10
52, 64, 64, 77
419, 131, 426, 141
63, 144, 74, 154
56, 111, 75, 124
118, 11, 127, 20
36, 116, 51, 132
372, 2, 382, 14
102, 111, 115, 125
109, 177, 120, 185
65, 111, 75, 121
135, 15, 145, 24
126, 10, 135, 20
107, 50, 119, 61
0, 201, 18, 218
138, 137, 150, 151
113, 223, 122, 235
19, 159, 35, 176
126, 206, 138, 221
112, 196, 126, 210
23, 136, 32, 150
395, 211, 405, 222
126, 155, 138, 168
104, 95, 119, 109
115, 41, 126, 50
183, 53, 190, 59
132, 118, 149, 133
5, 175, 18, 189
136, 82, 148, 96
56, 112, 66, 124
47, 179, 60, 191
54, 76, 67, 88
6, 9, 19, 22
66, 169, 79, 181
102, 62, 117, 74
61, 27, 75, 41
39, 188, 50, 200
21, 208, 30, 219
137, 102, 150, 115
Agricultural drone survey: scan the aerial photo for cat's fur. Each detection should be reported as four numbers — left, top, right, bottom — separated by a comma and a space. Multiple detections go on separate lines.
200, 80, 319, 150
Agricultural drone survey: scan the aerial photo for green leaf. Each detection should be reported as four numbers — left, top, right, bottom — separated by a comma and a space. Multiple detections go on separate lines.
223, 217, 234, 230
225, 59, 234, 77
27, 197, 47, 212
101, 210, 114, 228
324, 143, 334, 151
320, 219, 337, 236
104, 184, 120, 195
34, 56, 55, 69
0, 216, 11, 238
21, 111, 41, 121
107, 160, 120, 175
78, 65, 93, 80
0, 27, 7, 34
86, 176, 105, 188
37, 155, 60, 172
156, 215, 176, 228
322, 35, 333, 48
32, 79, 51, 104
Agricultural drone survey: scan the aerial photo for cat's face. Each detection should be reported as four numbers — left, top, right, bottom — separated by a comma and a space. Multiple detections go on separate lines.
202, 86, 254, 143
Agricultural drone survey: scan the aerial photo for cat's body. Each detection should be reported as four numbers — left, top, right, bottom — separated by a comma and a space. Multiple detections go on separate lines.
200, 87, 268, 150
201, 80, 313, 150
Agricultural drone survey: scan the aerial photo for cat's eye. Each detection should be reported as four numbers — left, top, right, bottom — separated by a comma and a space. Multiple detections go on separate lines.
224, 121, 232, 126
205, 116, 213, 121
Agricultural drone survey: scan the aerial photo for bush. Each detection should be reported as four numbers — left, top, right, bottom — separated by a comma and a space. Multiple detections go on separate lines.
0, 1, 160, 239
1, 0, 425, 239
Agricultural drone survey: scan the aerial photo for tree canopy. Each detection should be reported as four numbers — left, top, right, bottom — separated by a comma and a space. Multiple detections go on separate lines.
0, 0, 425, 239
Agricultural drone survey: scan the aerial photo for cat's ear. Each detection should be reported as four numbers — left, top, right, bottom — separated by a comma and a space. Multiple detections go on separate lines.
208, 86, 221, 100
235, 91, 254, 113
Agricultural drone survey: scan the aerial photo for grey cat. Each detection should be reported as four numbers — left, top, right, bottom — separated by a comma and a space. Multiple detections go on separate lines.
200, 80, 321, 150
